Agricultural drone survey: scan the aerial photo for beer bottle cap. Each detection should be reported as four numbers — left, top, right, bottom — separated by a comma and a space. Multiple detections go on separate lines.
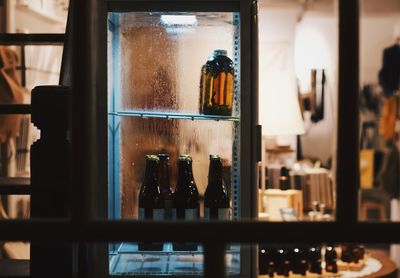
145, 154, 159, 161
209, 154, 221, 160
158, 153, 169, 160
178, 154, 192, 161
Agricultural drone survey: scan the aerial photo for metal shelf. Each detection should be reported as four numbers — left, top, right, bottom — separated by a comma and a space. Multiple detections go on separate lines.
109, 243, 240, 276
109, 111, 240, 122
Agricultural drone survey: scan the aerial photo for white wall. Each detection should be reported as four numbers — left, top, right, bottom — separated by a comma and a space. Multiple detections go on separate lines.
8, 0, 67, 33
360, 15, 400, 85
258, 6, 338, 165
295, 14, 338, 165
7, 0, 67, 91
258, 8, 305, 137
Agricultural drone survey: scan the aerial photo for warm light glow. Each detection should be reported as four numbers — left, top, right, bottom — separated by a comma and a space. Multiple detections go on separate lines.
260, 70, 305, 136
394, 20, 400, 39
294, 25, 330, 93
161, 15, 197, 26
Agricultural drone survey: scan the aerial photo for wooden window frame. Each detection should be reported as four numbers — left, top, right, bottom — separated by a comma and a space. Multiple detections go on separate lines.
1, 1, 400, 278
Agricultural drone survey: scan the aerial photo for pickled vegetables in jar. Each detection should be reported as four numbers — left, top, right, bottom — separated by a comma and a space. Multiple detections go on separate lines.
199, 50, 234, 116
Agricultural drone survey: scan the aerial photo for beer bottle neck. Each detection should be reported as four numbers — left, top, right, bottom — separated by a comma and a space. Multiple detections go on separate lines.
177, 160, 192, 188
187, 161, 194, 180
208, 160, 223, 186
159, 161, 170, 185
144, 160, 158, 185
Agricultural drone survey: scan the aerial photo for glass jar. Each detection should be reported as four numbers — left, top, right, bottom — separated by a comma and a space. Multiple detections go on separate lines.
199, 49, 234, 116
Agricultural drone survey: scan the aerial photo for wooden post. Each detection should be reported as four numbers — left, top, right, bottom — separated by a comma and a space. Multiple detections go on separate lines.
30, 85, 72, 278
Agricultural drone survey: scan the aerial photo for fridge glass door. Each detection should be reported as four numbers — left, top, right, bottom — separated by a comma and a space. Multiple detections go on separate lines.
108, 11, 241, 276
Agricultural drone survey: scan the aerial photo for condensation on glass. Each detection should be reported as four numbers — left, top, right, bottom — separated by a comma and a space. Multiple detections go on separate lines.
108, 11, 240, 219
107, 11, 241, 276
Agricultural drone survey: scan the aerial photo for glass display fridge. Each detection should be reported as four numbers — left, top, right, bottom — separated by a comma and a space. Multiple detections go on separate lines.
93, 0, 259, 277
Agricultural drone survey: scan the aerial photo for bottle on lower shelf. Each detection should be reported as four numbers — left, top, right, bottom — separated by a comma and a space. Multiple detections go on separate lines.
172, 155, 200, 251
138, 155, 164, 251
204, 154, 231, 220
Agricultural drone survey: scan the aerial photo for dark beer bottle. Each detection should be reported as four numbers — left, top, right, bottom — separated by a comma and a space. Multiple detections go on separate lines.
259, 246, 276, 277
173, 155, 200, 220
138, 155, 163, 251
173, 155, 199, 251
279, 166, 290, 190
292, 247, 308, 276
158, 154, 173, 219
204, 155, 230, 220
308, 246, 322, 274
259, 246, 268, 275
139, 155, 163, 219
276, 248, 291, 277
341, 244, 352, 263
325, 245, 338, 273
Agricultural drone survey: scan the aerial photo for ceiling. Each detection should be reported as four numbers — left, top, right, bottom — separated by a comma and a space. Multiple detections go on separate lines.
259, 0, 400, 15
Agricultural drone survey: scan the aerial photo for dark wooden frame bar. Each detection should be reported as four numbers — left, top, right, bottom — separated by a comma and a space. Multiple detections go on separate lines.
336, 0, 360, 225
0, 221, 399, 243
0, 34, 64, 45
0, 177, 30, 195
0, 259, 29, 278
0, 33, 64, 85
1, 0, 399, 278
0, 104, 31, 114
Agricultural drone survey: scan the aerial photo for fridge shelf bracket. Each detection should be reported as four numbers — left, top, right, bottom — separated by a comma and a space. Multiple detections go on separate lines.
108, 111, 240, 122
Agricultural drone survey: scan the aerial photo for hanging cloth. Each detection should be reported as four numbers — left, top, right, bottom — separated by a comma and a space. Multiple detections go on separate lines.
378, 44, 400, 96
0, 46, 24, 143
380, 143, 400, 199
379, 95, 398, 140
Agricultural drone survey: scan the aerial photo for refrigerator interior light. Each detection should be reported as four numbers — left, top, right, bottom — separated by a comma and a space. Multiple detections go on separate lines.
161, 15, 197, 26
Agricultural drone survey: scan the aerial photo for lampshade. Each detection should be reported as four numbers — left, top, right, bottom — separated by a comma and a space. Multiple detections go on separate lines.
260, 70, 305, 136
294, 24, 330, 93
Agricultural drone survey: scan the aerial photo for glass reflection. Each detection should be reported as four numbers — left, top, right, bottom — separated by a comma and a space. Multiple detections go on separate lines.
358, 0, 400, 223
258, 0, 337, 222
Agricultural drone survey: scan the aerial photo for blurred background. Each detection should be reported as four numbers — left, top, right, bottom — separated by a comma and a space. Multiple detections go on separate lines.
0, 0, 68, 261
